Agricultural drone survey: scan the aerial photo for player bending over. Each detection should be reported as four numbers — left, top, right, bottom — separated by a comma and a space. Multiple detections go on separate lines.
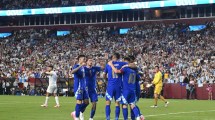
41, 65, 60, 108
108, 57, 142, 120
71, 55, 89, 120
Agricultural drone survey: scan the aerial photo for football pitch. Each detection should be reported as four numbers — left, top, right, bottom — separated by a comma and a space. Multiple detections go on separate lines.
0, 96, 215, 120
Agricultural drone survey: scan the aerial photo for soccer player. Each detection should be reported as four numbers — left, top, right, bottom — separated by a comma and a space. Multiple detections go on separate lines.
151, 66, 169, 108
71, 55, 89, 120
108, 57, 141, 120
85, 57, 101, 120
41, 65, 60, 108
103, 53, 127, 120
128, 55, 144, 120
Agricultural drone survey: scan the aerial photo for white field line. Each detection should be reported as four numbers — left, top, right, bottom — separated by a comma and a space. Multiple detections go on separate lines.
0, 101, 73, 104
94, 110, 215, 119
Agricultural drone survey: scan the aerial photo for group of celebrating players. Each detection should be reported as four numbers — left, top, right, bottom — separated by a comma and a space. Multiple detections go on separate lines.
40, 52, 169, 120
70, 53, 144, 120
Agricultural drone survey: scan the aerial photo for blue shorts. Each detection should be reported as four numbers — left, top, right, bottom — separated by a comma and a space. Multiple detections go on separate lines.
88, 89, 98, 102
121, 90, 136, 105
106, 86, 121, 101
74, 87, 89, 100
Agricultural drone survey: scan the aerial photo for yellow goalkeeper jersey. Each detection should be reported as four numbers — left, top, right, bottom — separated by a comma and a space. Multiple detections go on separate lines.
152, 71, 163, 87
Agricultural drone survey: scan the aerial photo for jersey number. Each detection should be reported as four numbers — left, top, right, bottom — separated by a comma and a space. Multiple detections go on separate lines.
128, 73, 136, 84
112, 70, 118, 78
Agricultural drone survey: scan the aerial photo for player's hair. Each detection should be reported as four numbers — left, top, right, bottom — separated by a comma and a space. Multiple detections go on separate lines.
123, 57, 131, 62
48, 65, 54, 69
112, 52, 120, 60
128, 55, 135, 61
86, 56, 93, 61
77, 55, 86, 61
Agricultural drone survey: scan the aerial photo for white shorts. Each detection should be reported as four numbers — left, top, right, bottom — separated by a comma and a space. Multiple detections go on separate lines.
47, 85, 57, 93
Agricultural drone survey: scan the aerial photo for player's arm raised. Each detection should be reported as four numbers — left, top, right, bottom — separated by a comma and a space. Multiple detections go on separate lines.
45, 71, 53, 75
71, 63, 85, 74
121, 63, 137, 69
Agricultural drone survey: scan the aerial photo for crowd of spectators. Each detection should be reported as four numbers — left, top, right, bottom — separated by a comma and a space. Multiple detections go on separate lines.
0, 22, 215, 97
0, 0, 161, 10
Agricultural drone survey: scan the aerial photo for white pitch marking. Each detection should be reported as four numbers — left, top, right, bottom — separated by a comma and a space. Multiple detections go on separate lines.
94, 110, 215, 119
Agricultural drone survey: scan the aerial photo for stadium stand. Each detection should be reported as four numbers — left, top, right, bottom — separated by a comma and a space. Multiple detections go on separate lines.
0, 23, 214, 82
0, 0, 162, 10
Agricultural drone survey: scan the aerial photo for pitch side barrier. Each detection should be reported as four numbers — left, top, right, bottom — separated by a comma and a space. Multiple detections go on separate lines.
0, 0, 214, 16
0, 77, 214, 100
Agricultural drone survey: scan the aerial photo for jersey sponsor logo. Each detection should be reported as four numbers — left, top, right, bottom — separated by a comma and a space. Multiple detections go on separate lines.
176, 0, 197, 6
86, 5, 104, 12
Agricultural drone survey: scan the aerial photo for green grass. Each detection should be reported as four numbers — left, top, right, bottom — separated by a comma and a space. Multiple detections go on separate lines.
0, 95, 215, 120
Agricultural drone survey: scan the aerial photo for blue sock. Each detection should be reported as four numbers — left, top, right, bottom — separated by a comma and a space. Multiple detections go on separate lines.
75, 104, 82, 117
136, 106, 142, 115
115, 106, 120, 120
90, 109, 96, 119
123, 108, 128, 120
105, 105, 111, 120
80, 103, 88, 113
132, 106, 140, 118
130, 108, 135, 120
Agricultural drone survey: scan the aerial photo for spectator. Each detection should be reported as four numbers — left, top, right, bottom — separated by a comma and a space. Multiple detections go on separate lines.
186, 83, 190, 100
5, 80, 10, 95
206, 84, 213, 100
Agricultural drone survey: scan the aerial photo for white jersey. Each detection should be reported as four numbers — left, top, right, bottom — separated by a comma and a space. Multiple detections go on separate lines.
48, 71, 58, 86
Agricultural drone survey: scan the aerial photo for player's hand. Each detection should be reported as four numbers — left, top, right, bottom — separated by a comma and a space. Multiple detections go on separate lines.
81, 62, 86, 66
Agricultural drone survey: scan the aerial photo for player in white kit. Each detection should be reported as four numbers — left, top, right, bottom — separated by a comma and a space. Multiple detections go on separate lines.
41, 65, 60, 108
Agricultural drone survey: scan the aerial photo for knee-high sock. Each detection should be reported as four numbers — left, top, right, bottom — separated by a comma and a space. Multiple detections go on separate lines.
44, 97, 49, 105
115, 106, 120, 120
75, 104, 82, 118
123, 108, 128, 120
132, 106, 140, 118
80, 103, 88, 113
136, 106, 142, 115
130, 108, 135, 120
90, 109, 96, 118
55, 96, 59, 105
105, 105, 111, 120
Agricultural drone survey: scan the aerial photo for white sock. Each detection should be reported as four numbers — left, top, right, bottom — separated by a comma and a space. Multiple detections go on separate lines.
55, 96, 59, 105
45, 97, 49, 105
